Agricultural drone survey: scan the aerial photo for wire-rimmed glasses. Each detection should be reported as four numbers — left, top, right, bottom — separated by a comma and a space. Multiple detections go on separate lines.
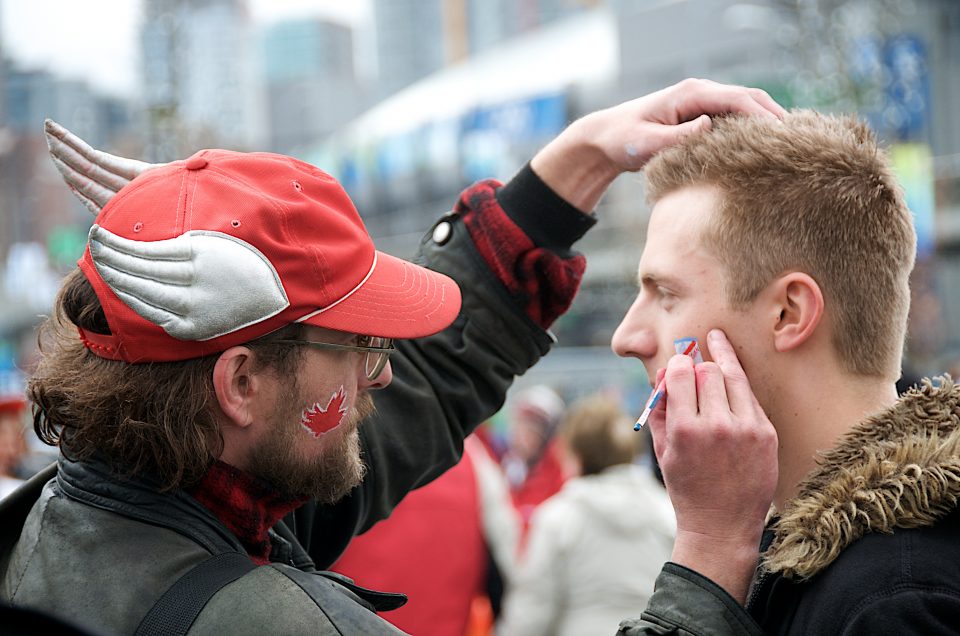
272, 335, 395, 380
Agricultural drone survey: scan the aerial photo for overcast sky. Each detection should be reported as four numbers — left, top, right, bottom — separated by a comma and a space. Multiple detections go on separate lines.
0, 0, 371, 98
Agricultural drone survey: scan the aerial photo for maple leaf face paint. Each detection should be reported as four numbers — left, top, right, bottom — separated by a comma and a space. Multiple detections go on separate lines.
301, 386, 349, 438
249, 382, 367, 502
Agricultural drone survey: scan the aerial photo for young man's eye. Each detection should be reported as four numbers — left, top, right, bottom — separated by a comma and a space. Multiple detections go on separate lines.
657, 288, 677, 307
356, 335, 372, 347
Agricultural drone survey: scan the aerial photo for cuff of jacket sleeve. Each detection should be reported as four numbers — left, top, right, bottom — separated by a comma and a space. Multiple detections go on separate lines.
618, 562, 765, 636
496, 162, 597, 254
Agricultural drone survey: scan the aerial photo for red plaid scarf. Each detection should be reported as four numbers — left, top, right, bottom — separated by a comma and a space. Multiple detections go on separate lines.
189, 461, 306, 565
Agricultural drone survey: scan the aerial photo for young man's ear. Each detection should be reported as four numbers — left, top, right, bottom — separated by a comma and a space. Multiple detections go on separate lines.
212, 347, 259, 429
770, 272, 825, 353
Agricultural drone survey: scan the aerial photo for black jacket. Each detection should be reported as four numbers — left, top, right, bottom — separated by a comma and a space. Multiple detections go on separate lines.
620, 379, 960, 635
750, 507, 960, 634
747, 379, 960, 635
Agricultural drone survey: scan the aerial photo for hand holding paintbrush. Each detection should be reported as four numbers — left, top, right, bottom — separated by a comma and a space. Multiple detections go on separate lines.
634, 337, 704, 430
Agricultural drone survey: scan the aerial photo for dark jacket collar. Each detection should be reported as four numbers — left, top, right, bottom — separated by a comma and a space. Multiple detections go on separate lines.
56, 454, 246, 555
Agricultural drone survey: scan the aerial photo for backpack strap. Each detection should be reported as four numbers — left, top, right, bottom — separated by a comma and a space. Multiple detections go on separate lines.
135, 552, 256, 636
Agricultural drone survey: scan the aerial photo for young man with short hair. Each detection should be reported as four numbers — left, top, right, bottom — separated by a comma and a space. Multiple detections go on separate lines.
0, 80, 785, 635
614, 112, 960, 634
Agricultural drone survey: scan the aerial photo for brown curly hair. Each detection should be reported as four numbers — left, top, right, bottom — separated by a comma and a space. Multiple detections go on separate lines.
30, 268, 305, 490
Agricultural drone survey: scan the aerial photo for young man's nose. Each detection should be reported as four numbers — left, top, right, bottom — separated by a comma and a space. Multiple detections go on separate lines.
611, 304, 657, 361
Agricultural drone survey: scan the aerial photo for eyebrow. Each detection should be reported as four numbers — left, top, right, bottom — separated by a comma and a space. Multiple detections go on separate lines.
637, 272, 685, 290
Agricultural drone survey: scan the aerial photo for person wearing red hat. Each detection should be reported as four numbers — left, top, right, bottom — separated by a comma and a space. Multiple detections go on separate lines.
0, 79, 784, 635
0, 398, 28, 500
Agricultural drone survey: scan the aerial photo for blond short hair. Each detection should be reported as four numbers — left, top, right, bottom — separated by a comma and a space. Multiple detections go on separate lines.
644, 111, 915, 378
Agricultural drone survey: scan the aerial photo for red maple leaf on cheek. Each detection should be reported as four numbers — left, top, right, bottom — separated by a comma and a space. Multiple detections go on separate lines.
300, 386, 349, 438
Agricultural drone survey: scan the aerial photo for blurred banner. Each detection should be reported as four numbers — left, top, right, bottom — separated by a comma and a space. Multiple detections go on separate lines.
854, 34, 931, 142
0, 340, 24, 399
890, 143, 935, 259
461, 92, 566, 181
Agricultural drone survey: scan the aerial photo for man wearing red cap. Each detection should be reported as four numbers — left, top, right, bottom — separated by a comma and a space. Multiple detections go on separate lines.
0, 80, 783, 635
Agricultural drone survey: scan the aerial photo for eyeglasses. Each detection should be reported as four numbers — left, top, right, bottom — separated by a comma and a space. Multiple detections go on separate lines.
272, 335, 395, 381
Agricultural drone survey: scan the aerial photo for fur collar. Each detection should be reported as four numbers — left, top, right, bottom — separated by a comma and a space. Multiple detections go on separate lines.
763, 377, 960, 580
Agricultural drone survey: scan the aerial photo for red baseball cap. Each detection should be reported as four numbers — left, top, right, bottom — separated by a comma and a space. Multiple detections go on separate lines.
77, 150, 461, 363
0, 397, 25, 415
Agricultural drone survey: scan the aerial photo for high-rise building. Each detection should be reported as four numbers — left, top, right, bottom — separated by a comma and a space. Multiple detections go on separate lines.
466, 0, 514, 55
373, 0, 447, 98
261, 18, 360, 154
371, 0, 597, 99
140, 0, 265, 160
0, 0, 6, 126
0, 69, 103, 258
466, 0, 596, 56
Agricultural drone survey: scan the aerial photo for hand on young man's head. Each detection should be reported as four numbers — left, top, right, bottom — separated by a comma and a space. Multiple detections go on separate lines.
529, 78, 786, 213
586, 78, 787, 173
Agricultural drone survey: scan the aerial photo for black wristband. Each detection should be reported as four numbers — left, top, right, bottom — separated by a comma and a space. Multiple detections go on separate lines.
496, 162, 597, 255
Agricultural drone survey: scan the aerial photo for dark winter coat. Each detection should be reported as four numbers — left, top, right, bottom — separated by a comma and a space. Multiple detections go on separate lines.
619, 379, 960, 635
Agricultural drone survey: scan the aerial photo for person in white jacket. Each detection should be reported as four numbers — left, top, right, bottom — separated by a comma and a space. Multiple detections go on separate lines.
499, 395, 675, 636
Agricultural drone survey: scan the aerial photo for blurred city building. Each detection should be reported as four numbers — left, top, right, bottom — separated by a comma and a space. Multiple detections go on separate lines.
373, 0, 448, 99
310, 7, 617, 239
262, 17, 363, 155
141, 0, 266, 159
373, 0, 601, 100
0, 0, 959, 412
0, 60, 135, 369
0, 6, 4, 124
468, 0, 602, 55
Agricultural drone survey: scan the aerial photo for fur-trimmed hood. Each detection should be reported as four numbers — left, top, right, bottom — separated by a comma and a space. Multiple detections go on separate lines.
763, 377, 960, 580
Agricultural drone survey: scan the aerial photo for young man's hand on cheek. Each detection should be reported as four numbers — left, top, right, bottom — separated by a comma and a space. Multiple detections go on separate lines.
647, 328, 778, 605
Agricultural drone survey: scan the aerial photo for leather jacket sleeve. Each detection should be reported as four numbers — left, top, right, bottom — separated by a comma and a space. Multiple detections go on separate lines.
617, 564, 764, 636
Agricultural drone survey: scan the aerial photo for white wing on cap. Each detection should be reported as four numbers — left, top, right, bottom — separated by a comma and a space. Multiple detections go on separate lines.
44, 119, 162, 216
88, 225, 290, 341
